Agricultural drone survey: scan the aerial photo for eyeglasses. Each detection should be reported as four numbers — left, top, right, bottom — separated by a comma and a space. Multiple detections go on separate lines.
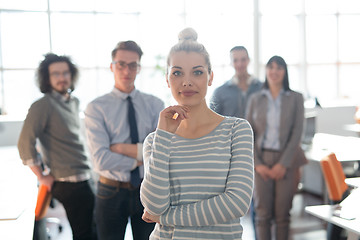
112, 61, 140, 71
50, 71, 71, 78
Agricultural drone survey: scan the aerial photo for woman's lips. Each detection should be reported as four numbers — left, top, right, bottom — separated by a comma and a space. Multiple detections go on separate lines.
181, 90, 197, 97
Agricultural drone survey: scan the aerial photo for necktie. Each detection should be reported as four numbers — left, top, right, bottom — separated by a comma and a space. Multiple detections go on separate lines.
127, 96, 141, 188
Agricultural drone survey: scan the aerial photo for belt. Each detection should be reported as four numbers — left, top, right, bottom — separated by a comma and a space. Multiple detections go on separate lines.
262, 148, 281, 153
99, 176, 138, 190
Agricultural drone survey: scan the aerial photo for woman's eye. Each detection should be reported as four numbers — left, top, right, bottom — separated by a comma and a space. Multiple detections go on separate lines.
194, 70, 203, 76
172, 71, 182, 76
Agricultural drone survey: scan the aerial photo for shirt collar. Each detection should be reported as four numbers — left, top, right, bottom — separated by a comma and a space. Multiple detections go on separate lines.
231, 75, 255, 86
51, 90, 71, 102
111, 87, 139, 100
261, 88, 290, 97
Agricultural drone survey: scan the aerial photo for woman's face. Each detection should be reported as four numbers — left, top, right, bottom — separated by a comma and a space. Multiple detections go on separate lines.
266, 61, 285, 88
166, 51, 213, 107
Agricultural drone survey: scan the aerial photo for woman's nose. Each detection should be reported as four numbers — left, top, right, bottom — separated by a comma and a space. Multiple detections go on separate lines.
183, 78, 192, 87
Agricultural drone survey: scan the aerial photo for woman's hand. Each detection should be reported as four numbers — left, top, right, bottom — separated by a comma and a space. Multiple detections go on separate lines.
255, 164, 272, 181
157, 105, 189, 133
142, 210, 160, 224
269, 163, 286, 180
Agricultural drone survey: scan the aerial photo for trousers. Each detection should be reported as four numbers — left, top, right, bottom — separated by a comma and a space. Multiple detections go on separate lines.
52, 180, 96, 240
95, 181, 155, 240
254, 150, 297, 240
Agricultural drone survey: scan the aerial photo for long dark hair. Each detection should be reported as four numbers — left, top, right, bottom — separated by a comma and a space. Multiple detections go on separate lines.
264, 55, 291, 91
36, 53, 79, 93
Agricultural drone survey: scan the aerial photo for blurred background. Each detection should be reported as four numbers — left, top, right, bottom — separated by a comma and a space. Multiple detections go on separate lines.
0, 0, 360, 117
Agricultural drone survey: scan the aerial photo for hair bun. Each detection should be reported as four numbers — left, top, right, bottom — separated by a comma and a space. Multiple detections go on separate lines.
178, 28, 198, 42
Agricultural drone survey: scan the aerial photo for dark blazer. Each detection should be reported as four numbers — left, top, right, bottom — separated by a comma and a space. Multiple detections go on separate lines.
246, 89, 307, 169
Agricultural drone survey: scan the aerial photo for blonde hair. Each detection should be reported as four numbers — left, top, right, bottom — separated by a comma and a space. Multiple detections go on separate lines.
167, 28, 212, 74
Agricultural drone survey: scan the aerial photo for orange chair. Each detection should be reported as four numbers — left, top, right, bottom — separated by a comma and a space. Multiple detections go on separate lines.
320, 153, 348, 202
35, 184, 52, 221
320, 154, 350, 240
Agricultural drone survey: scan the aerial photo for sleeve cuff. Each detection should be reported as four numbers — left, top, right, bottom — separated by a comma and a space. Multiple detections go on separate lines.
136, 143, 143, 161
131, 160, 138, 170
23, 158, 42, 167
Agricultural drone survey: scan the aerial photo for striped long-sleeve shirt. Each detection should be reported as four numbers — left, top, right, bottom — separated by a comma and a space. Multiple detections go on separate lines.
140, 117, 254, 240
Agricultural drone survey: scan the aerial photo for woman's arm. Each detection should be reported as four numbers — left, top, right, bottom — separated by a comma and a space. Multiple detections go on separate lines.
140, 129, 173, 215
278, 93, 304, 168
140, 105, 189, 215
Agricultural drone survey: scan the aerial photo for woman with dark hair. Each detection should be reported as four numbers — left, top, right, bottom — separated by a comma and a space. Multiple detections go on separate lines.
246, 56, 307, 240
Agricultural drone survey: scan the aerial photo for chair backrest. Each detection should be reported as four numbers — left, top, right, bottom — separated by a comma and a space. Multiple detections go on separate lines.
320, 153, 348, 202
35, 184, 52, 221
327, 153, 348, 194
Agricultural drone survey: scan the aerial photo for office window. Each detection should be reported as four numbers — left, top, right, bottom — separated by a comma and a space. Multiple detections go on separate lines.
306, 16, 337, 64
260, 15, 301, 64
1, 0, 360, 116
1, 12, 50, 68
0, 0, 47, 11
339, 65, 360, 102
339, 15, 360, 62
50, 0, 97, 12
3, 70, 42, 117
307, 65, 337, 102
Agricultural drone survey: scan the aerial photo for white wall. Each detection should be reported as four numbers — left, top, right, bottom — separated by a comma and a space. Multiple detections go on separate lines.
0, 118, 23, 146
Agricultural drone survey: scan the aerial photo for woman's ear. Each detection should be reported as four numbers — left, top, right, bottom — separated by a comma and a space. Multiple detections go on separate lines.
208, 71, 214, 86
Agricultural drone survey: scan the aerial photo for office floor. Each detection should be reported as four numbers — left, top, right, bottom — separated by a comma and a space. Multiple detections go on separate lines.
45, 191, 327, 240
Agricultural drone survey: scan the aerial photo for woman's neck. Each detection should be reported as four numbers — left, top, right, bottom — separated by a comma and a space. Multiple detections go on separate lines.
179, 102, 210, 129
175, 101, 223, 138
269, 85, 282, 99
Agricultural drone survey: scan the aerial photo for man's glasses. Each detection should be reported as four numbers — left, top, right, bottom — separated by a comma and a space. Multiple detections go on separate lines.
112, 61, 140, 72
50, 71, 71, 78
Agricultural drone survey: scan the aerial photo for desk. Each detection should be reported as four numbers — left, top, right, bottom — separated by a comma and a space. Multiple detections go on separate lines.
302, 133, 360, 197
305, 205, 360, 240
343, 124, 360, 136
0, 146, 37, 240
305, 133, 360, 162
345, 177, 360, 188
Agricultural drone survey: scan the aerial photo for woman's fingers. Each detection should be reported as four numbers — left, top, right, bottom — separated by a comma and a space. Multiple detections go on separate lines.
158, 105, 190, 132
142, 211, 156, 223
163, 105, 189, 120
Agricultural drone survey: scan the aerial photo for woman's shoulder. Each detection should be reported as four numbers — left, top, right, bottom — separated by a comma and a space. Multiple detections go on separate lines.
248, 89, 265, 102
144, 128, 174, 144
144, 131, 156, 143
285, 90, 304, 103
222, 116, 252, 130
287, 90, 303, 98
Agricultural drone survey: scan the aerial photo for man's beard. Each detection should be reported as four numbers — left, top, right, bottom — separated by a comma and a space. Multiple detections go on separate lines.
54, 88, 70, 95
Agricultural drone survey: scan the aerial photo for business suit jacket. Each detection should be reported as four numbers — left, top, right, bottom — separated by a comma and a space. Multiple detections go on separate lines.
246, 89, 307, 169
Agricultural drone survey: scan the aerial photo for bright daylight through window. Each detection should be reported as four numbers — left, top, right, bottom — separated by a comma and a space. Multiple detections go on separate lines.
0, 0, 360, 117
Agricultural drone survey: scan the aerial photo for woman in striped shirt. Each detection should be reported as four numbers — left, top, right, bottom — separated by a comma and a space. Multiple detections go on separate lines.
140, 28, 254, 240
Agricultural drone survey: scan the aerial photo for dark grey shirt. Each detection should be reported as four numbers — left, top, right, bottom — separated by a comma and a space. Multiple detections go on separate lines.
18, 92, 90, 179
210, 76, 263, 119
